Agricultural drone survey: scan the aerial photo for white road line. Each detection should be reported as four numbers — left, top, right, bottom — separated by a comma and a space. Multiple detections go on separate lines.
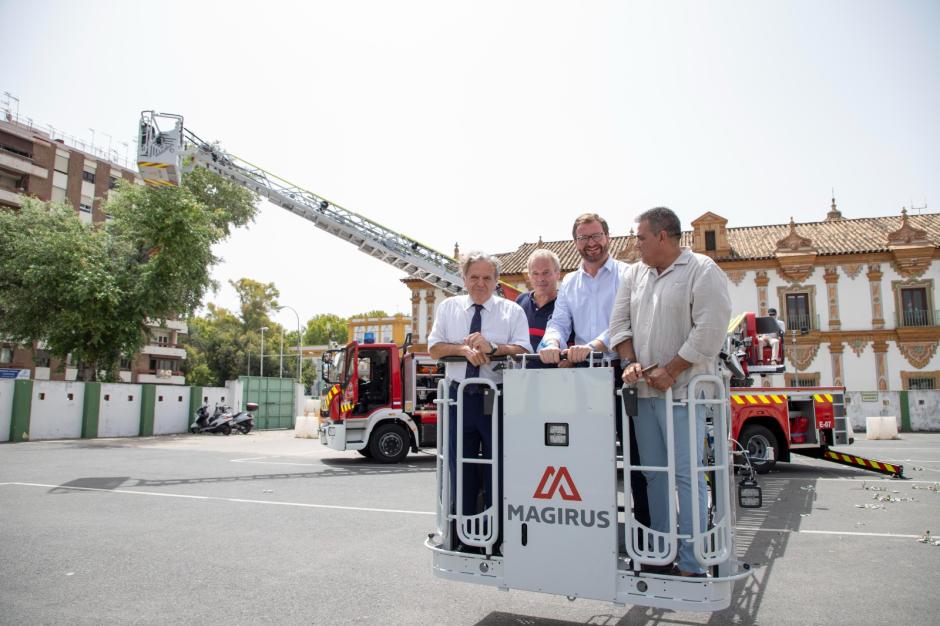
0, 483, 930, 540
846, 447, 940, 452
230, 456, 319, 466
0, 482, 434, 516
763, 477, 939, 484
736, 527, 921, 539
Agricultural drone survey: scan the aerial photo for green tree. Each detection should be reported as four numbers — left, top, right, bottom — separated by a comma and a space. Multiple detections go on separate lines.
230, 278, 279, 329
0, 173, 257, 380
183, 304, 250, 386
304, 313, 348, 345
182, 280, 288, 385
351, 309, 389, 319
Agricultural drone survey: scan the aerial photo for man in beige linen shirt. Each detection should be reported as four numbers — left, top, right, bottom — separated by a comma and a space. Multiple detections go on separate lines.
609, 206, 731, 576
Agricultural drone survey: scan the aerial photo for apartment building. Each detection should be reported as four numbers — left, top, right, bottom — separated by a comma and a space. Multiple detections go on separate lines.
0, 114, 187, 384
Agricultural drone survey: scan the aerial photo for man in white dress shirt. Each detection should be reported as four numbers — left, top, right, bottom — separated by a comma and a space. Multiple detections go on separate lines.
610, 207, 732, 576
538, 213, 650, 531
428, 252, 529, 533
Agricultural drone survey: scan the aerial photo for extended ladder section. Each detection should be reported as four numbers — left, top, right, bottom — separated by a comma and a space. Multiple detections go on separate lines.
427, 360, 753, 612
137, 111, 465, 294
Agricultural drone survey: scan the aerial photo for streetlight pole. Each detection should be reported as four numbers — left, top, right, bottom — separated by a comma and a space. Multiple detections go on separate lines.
277, 305, 303, 384
260, 326, 269, 377
279, 330, 284, 378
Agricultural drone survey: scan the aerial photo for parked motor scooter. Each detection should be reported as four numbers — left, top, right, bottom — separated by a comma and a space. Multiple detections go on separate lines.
189, 404, 236, 435
230, 402, 258, 434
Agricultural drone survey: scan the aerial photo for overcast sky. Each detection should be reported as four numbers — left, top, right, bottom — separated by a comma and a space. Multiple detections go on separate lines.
2, 0, 938, 329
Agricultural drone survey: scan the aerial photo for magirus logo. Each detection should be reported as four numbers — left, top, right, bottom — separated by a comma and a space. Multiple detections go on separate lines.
507, 466, 609, 529
533, 466, 582, 501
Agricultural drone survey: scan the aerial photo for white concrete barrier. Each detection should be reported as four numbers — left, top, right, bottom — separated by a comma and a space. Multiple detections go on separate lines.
865, 415, 899, 440
98, 383, 142, 437
294, 415, 318, 438
154, 385, 191, 435
0, 379, 13, 442
30, 381, 84, 440
199, 386, 231, 411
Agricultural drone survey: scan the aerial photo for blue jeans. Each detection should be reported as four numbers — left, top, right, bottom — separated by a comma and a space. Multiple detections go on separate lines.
634, 397, 707, 574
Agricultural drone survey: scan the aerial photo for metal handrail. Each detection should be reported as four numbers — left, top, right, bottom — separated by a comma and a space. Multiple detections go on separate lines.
620, 386, 678, 567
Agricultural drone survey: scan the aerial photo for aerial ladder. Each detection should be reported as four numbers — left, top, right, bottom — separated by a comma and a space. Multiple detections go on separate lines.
137, 111, 507, 298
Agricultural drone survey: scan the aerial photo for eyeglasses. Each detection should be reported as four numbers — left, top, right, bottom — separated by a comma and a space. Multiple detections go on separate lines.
575, 233, 606, 243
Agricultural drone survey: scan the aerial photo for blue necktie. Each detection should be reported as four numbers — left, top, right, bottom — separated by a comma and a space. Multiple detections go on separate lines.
465, 304, 483, 378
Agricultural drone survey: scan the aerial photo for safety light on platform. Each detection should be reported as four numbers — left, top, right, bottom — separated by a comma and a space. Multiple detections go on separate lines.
545, 423, 569, 446
738, 478, 763, 508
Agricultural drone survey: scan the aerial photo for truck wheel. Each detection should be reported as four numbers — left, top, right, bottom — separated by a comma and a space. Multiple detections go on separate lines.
740, 424, 779, 474
369, 423, 409, 464
357, 448, 373, 458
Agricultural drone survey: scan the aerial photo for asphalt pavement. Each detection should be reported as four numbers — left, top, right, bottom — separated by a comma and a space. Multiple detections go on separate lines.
1, 431, 938, 625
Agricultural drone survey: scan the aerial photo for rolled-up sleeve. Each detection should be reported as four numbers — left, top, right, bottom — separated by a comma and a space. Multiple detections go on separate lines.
608, 272, 634, 350
676, 263, 732, 364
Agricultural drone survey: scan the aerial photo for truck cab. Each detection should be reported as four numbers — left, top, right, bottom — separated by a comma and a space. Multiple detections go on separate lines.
319, 340, 443, 463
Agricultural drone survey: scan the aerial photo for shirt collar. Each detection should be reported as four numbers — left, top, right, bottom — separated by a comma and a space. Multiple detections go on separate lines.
651, 248, 692, 277
465, 294, 496, 311
580, 254, 617, 277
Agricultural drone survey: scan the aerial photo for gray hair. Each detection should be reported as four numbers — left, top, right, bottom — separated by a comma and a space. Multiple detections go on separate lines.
526, 248, 560, 272
460, 251, 501, 279
636, 206, 682, 240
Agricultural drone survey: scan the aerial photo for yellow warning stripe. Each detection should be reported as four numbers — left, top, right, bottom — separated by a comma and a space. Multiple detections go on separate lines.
824, 450, 897, 474
325, 384, 341, 402
143, 178, 175, 187
732, 394, 787, 405
813, 394, 834, 403
340, 402, 353, 413
137, 161, 171, 168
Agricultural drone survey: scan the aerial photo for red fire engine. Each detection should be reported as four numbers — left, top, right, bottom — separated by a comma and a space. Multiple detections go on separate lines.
726, 312, 902, 477
319, 338, 443, 463
319, 314, 903, 478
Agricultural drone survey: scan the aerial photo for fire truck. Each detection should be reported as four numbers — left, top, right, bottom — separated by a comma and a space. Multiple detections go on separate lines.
318, 338, 443, 463
725, 311, 902, 477
136, 111, 898, 478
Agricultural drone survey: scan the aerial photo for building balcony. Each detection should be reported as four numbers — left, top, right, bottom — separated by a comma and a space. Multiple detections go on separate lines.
137, 371, 186, 385
0, 187, 22, 207
0, 148, 47, 179
140, 344, 187, 358
784, 313, 819, 333
147, 318, 188, 333
895, 309, 940, 328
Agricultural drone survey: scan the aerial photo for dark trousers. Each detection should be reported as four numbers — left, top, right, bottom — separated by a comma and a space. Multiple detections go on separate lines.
613, 364, 650, 528
447, 382, 502, 517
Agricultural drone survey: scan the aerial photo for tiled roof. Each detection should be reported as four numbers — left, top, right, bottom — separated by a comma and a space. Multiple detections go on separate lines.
496, 213, 940, 274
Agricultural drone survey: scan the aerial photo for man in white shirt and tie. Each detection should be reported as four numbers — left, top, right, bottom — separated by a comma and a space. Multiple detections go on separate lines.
428, 252, 529, 539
